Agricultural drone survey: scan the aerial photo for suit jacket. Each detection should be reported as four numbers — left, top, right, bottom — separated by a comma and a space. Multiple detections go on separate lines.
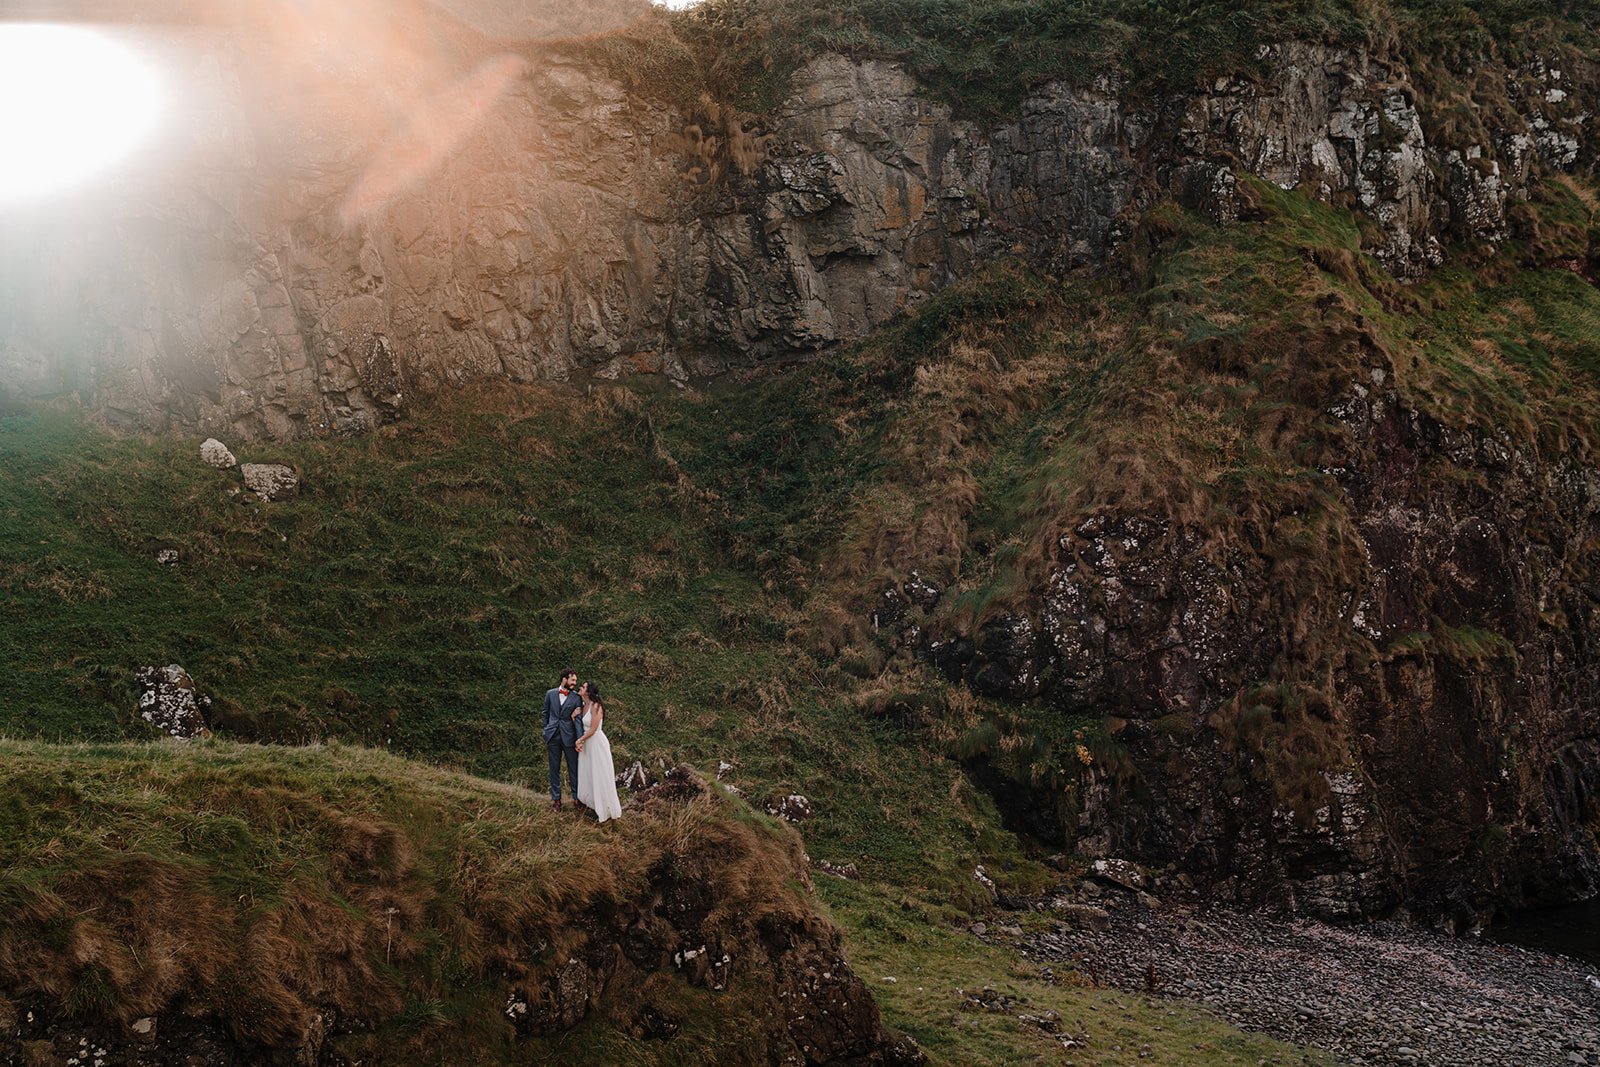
543, 687, 581, 747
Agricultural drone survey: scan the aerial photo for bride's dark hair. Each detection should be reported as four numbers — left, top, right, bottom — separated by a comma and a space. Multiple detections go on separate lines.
585, 680, 602, 703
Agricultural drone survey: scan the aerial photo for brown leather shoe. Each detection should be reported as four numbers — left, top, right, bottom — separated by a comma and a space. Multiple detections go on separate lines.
551, 798, 562, 812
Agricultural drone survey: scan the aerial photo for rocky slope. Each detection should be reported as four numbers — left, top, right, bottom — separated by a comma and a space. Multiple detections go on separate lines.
1019, 894, 1600, 1066
0, 5, 1593, 440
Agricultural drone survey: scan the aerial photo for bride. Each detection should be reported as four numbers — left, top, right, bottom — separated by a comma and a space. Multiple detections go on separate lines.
575, 680, 623, 822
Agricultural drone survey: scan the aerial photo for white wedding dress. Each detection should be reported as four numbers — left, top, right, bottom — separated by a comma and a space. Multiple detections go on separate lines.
576, 706, 623, 822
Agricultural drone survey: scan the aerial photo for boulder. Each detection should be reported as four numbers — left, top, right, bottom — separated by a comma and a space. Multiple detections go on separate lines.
1051, 901, 1112, 931
135, 665, 210, 739
765, 794, 812, 822
1089, 858, 1149, 893
241, 462, 300, 502
199, 438, 236, 469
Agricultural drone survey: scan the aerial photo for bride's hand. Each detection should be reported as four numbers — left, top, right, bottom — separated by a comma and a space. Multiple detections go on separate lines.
575, 739, 585, 753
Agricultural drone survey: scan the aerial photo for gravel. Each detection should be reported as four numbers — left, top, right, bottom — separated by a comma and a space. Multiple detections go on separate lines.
1021, 897, 1600, 1066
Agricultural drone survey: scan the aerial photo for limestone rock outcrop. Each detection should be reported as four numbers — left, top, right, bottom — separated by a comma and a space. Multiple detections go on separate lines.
240, 462, 300, 501
200, 437, 236, 468
0, 10, 1591, 440
135, 664, 210, 739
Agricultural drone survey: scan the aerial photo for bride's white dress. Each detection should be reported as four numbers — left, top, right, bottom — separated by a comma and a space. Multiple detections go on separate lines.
576, 707, 622, 822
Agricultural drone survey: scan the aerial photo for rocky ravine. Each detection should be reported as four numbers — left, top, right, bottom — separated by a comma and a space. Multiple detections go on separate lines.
0, 3, 1593, 438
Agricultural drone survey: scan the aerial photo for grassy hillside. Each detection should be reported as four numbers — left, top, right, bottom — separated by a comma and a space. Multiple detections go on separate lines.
6, 175, 1600, 1059
0, 383, 1043, 915
8, 177, 1600, 841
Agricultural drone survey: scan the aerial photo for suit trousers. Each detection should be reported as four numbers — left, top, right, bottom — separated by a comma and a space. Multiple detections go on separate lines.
548, 739, 579, 802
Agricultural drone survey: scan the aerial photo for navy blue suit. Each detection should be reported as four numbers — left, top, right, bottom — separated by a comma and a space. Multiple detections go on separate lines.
543, 686, 582, 802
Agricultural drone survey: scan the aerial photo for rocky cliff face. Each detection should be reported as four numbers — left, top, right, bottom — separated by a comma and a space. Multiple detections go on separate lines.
984, 353, 1600, 928
1, 11, 1591, 440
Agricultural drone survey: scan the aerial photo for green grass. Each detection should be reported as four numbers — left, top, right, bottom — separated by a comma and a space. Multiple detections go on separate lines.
0, 384, 1049, 914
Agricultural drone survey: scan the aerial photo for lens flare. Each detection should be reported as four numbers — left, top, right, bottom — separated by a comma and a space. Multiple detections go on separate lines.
341, 54, 526, 226
0, 24, 165, 202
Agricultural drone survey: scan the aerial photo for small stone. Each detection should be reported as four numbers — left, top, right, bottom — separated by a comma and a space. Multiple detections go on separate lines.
199, 438, 236, 469
155, 548, 179, 565
240, 462, 300, 502
617, 760, 652, 791
765, 793, 812, 822
130, 1017, 155, 1036
969, 922, 988, 937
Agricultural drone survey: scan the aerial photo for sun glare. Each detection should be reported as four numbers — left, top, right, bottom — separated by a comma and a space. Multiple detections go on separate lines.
0, 24, 165, 202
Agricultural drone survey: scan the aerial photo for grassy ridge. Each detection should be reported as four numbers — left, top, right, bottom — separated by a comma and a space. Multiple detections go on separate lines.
0, 740, 829, 1064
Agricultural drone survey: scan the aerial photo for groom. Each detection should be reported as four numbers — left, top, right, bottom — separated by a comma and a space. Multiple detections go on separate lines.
543, 669, 582, 811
